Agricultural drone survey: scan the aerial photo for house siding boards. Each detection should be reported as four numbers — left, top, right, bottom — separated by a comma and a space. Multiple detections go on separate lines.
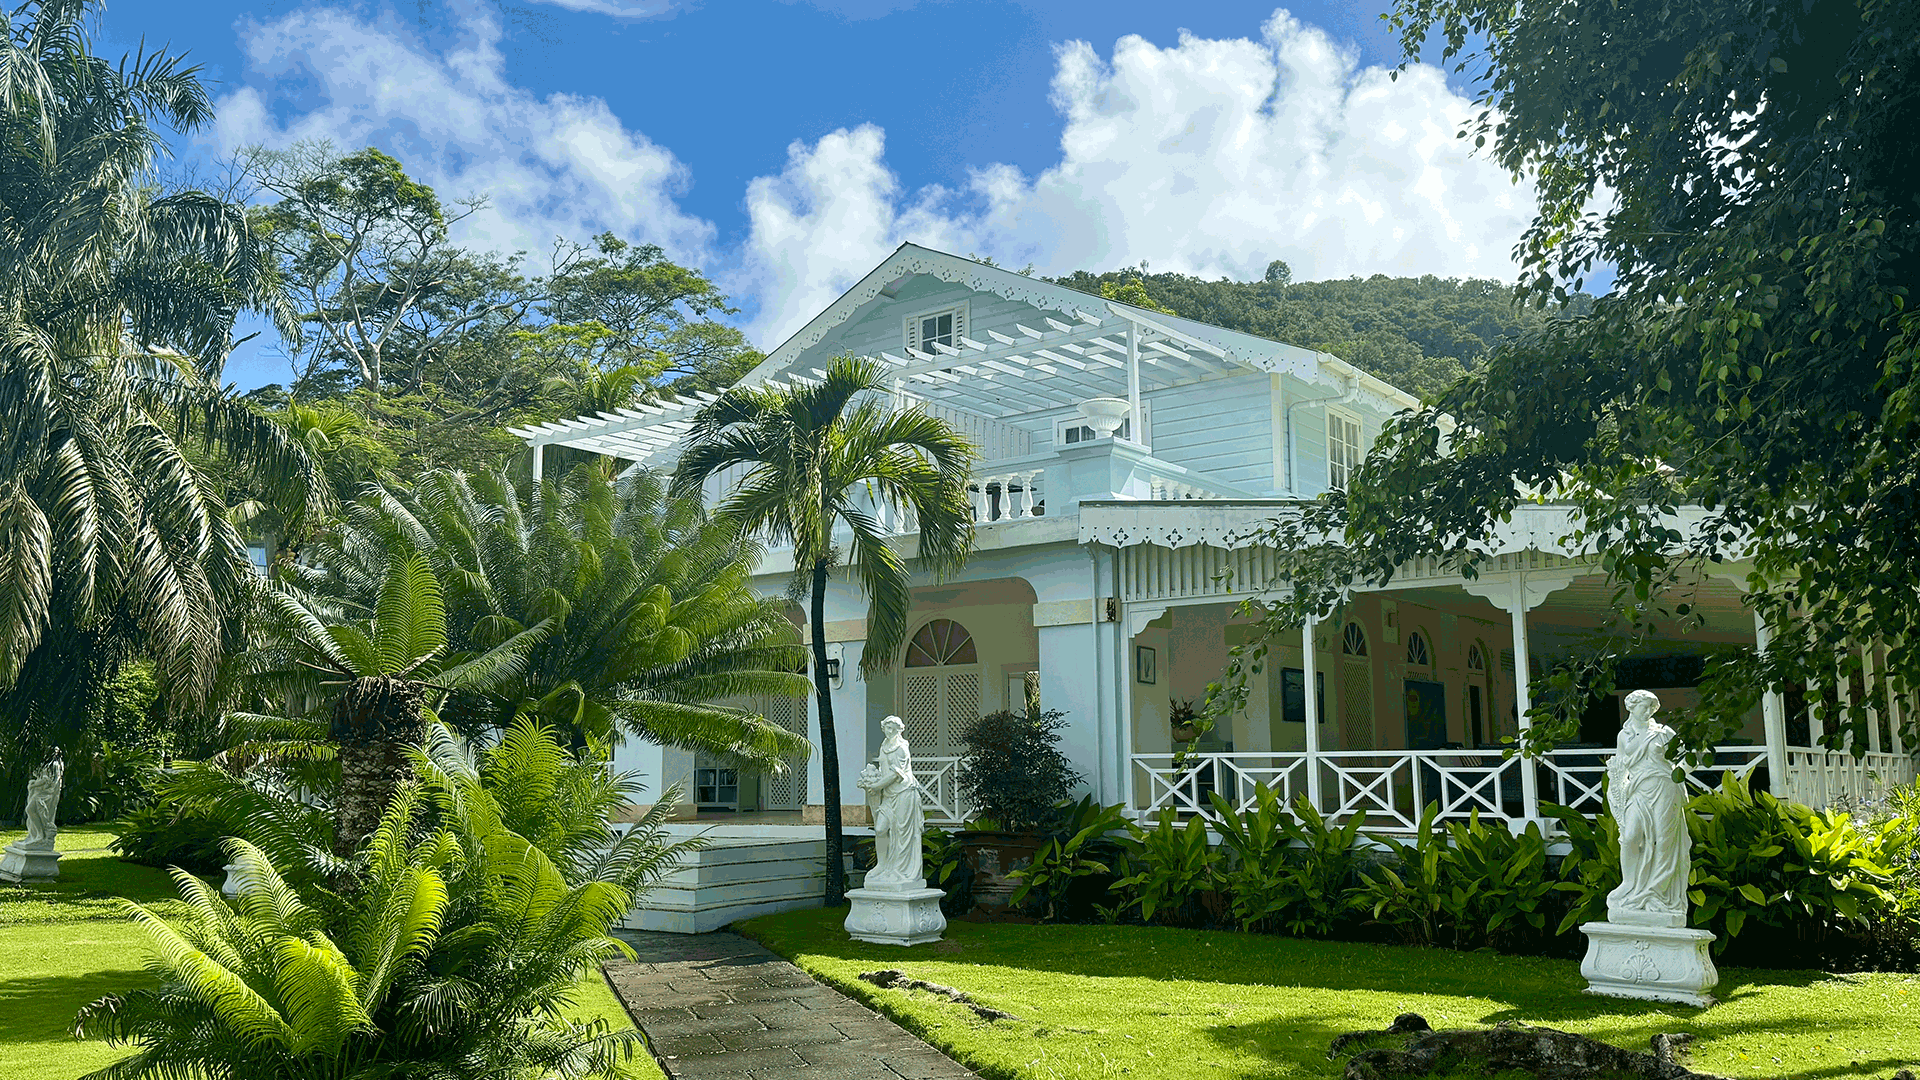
1144, 374, 1276, 492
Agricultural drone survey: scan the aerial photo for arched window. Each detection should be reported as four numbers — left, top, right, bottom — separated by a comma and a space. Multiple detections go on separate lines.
1342, 621, 1368, 656
905, 618, 977, 667
1467, 643, 1485, 671
1406, 630, 1431, 668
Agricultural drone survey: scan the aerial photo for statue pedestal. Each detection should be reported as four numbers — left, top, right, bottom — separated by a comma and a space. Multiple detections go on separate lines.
1580, 920, 1718, 1007
844, 882, 947, 946
0, 840, 61, 882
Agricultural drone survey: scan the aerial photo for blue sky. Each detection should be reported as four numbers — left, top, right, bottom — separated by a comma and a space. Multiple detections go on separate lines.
93, 1, 1531, 390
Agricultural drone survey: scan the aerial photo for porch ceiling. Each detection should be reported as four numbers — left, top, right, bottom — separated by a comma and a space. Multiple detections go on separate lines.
1385, 569, 1757, 641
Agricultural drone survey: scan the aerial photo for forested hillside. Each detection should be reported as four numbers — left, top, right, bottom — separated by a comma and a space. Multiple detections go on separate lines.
1052, 264, 1590, 399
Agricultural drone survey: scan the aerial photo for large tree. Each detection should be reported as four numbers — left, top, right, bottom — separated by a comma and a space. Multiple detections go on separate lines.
671, 357, 975, 904
0, 0, 319, 808
1219, 0, 1919, 752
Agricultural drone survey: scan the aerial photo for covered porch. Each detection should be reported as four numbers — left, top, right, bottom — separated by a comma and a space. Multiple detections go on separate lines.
1086, 502, 1918, 835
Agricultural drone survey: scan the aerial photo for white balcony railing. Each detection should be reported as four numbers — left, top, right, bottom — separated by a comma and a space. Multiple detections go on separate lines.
1784, 747, 1916, 809
913, 755, 969, 826
1129, 744, 1780, 835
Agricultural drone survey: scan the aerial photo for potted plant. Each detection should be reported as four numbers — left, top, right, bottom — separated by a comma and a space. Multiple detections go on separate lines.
955, 708, 1082, 917
1169, 698, 1199, 743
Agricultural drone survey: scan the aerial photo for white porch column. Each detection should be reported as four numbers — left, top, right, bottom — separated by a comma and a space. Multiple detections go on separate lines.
530, 439, 544, 485
1507, 598, 1540, 820
1463, 565, 1579, 824
1754, 610, 1791, 802
1302, 615, 1324, 811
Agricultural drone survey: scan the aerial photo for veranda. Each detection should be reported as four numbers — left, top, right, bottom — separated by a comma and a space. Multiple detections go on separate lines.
1084, 501, 1917, 836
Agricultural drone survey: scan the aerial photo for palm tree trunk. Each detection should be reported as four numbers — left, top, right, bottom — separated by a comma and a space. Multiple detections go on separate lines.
811, 558, 846, 905
332, 676, 429, 858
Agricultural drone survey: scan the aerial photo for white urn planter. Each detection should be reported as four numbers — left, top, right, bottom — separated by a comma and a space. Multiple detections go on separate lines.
1076, 397, 1132, 438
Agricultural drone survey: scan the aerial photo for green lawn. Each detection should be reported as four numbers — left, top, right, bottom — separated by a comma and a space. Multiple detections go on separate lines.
0, 827, 660, 1080
738, 908, 1920, 1080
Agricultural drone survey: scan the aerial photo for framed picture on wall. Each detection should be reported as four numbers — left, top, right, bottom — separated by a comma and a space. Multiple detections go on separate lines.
1281, 667, 1326, 722
1135, 645, 1157, 684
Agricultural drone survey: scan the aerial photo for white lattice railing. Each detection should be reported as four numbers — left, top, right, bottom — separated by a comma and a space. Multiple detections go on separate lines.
1130, 754, 1310, 816
913, 756, 969, 826
1131, 744, 1784, 834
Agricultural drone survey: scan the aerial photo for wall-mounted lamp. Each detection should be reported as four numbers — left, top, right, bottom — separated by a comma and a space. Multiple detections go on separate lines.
821, 641, 845, 688
822, 657, 842, 682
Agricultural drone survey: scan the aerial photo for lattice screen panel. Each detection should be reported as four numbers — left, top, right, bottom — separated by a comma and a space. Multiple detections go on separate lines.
904, 674, 940, 751
1342, 660, 1374, 750
944, 671, 981, 751
761, 696, 807, 810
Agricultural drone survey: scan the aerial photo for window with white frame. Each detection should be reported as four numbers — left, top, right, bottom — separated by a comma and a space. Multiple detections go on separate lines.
904, 305, 966, 356
1327, 409, 1364, 490
1055, 402, 1149, 446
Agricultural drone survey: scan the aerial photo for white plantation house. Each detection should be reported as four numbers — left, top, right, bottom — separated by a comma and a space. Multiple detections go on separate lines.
514, 244, 1916, 931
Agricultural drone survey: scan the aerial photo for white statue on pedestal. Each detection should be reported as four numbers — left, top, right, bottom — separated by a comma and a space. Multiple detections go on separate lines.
1606, 690, 1691, 924
1580, 690, 1718, 1006
860, 716, 927, 890
2, 750, 66, 881
844, 716, 946, 946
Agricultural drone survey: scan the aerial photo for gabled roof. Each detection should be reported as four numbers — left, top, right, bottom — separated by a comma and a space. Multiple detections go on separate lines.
512, 243, 1420, 461
743, 243, 1418, 411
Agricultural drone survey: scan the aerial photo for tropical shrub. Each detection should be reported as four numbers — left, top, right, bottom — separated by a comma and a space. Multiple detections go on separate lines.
1684, 776, 1892, 961
78, 776, 646, 1079
1353, 805, 1449, 947
1435, 812, 1557, 951
921, 827, 975, 917
1114, 810, 1220, 927
1548, 801, 1622, 937
113, 799, 230, 876
957, 709, 1082, 833
1010, 799, 1132, 922
1210, 787, 1367, 935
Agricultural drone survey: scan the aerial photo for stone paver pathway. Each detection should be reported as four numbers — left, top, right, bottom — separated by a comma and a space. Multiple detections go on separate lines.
605, 929, 976, 1080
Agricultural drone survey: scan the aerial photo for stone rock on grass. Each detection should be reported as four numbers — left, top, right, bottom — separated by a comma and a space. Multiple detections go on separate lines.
1329, 1012, 1919, 1080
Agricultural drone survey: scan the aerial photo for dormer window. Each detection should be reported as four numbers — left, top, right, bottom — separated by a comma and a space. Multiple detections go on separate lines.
904, 304, 967, 356
1327, 409, 1364, 490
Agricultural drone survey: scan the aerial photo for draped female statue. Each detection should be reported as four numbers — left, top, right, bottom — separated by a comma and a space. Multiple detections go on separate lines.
21, 751, 65, 850
1605, 690, 1692, 925
859, 716, 926, 890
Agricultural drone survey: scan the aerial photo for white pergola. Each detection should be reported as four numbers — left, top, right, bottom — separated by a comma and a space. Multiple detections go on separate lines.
509, 300, 1417, 481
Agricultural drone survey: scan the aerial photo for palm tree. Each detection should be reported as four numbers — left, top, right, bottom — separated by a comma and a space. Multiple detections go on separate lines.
263, 553, 546, 854
672, 355, 975, 903
0, 0, 319, 802
78, 777, 647, 1079
308, 465, 812, 772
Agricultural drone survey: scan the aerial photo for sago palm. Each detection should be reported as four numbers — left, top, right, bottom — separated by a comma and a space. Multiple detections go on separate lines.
261, 552, 546, 854
0, 0, 319, 800
310, 465, 811, 770
671, 354, 975, 903
77, 781, 645, 1079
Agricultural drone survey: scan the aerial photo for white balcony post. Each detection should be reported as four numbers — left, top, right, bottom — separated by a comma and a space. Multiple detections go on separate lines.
1126, 322, 1145, 450
1754, 610, 1790, 801
1303, 615, 1323, 811
530, 440, 544, 485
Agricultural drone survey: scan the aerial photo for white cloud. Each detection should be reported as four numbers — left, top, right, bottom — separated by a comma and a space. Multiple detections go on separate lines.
519, 0, 679, 17
738, 10, 1533, 345
213, 4, 715, 265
